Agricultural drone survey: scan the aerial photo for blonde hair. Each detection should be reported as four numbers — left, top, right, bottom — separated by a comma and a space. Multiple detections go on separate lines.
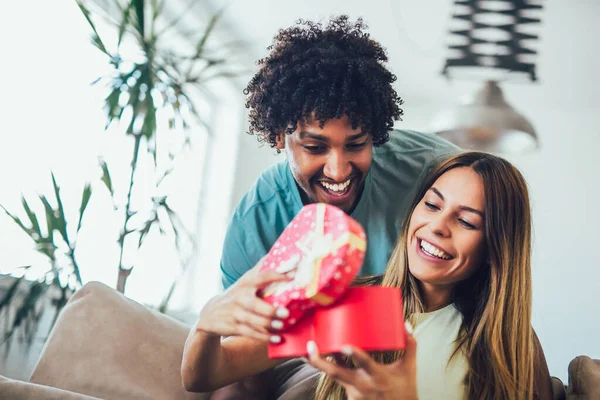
315, 152, 535, 400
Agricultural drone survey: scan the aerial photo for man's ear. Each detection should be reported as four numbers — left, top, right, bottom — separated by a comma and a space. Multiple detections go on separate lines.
275, 133, 285, 150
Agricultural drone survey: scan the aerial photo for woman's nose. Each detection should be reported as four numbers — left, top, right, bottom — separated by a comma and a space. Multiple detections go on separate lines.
429, 214, 451, 237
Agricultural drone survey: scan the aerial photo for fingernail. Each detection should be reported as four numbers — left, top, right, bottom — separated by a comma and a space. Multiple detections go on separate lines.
271, 320, 284, 330
341, 346, 353, 356
276, 308, 290, 319
306, 340, 317, 355
404, 321, 414, 335
270, 335, 282, 343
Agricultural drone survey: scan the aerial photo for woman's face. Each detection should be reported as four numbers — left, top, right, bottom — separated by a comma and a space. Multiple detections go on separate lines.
407, 167, 486, 289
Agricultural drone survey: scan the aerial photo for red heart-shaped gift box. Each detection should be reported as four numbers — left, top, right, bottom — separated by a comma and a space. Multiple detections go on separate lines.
259, 203, 366, 329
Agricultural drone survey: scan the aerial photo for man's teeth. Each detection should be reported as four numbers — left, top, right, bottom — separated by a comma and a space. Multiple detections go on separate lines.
420, 240, 451, 260
321, 179, 351, 192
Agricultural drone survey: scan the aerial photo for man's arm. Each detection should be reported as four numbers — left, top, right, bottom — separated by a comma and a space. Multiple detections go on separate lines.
220, 214, 255, 289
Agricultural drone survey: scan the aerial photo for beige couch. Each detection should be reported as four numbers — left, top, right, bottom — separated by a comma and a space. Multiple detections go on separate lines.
0, 282, 597, 399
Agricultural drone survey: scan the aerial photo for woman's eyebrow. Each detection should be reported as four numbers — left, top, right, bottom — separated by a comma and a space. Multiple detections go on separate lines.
429, 187, 484, 217
430, 187, 444, 200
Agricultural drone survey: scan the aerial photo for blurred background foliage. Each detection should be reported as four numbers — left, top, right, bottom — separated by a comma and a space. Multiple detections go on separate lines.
0, 0, 240, 347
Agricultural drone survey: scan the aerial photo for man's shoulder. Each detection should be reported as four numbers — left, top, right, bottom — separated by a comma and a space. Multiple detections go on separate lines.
376, 129, 459, 157
373, 129, 459, 169
367, 129, 459, 206
233, 159, 298, 223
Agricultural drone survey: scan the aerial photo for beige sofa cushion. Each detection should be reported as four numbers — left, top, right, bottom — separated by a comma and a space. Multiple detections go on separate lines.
30, 282, 211, 400
0, 375, 100, 399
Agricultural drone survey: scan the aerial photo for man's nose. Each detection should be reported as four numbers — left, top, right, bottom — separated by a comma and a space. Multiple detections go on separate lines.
323, 151, 352, 182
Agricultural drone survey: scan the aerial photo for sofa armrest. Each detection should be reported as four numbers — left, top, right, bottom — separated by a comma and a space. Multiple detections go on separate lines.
567, 355, 600, 399
29, 282, 211, 400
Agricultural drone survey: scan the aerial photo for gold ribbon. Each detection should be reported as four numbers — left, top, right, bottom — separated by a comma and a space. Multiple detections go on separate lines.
263, 204, 366, 305
302, 204, 366, 305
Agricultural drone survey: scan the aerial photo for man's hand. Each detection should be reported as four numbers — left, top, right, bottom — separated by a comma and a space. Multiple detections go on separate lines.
307, 322, 418, 400
197, 260, 292, 342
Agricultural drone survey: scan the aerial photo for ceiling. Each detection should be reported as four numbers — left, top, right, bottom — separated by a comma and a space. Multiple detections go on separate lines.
183, 0, 600, 112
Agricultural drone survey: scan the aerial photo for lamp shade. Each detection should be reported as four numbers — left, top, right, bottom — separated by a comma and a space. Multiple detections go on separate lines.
431, 81, 538, 153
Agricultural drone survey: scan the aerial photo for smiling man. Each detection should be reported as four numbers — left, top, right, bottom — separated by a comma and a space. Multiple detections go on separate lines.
220, 16, 457, 291
275, 116, 371, 214
220, 15, 458, 289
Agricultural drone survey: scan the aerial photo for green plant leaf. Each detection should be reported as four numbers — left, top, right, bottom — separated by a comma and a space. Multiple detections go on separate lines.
1, 204, 34, 238
195, 9, 222, 57
105, 87, 122, 129
39, 194, 56, 240
162, 201, 194, 255
76, 0, 110, 56
99, 159, 114, 198
132, 0, 145, 40
77, 183, 92, 233
151, 0, 160, 23
20, 197, 42, 240
142, 94, 156, 140
118, 1, 135, 47
51, 173, 70, 246
137, 215, 157, 249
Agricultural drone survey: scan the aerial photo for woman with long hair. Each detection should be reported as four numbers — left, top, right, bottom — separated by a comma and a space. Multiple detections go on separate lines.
309, 151, 552, 399
181, 152, 553, 399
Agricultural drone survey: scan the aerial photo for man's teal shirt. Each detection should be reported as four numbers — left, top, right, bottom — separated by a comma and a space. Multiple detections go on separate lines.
220, 130, 459, 288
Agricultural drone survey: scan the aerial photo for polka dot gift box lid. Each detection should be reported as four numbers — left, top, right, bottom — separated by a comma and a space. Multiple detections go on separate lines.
259, 203, 366, 330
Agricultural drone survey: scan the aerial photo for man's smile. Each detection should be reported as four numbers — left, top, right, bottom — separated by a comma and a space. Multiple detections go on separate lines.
318, 177, 352, 196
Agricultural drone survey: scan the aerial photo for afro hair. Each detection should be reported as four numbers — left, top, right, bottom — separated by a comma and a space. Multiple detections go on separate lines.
244, 15, 404, 151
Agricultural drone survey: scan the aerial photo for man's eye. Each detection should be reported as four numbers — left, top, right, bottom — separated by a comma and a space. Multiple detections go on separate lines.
346, 142, 368, 151
424, 202, 439, 211
303, 145, 325, 154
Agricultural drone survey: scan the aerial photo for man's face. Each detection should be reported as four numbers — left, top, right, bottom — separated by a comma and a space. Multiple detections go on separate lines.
276, 115, 373, 214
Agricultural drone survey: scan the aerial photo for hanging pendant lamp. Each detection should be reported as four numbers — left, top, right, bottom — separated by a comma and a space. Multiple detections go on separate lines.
431, 80, 538, 153
432, 0, 543, 153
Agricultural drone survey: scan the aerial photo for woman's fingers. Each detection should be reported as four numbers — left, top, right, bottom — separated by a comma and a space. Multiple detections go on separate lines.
252, 269, 293, 289
233, 308, 272, 332
340, 345, 378, 375
236, 323, 272, 342
236, 288, 289, 325
306, 341, 358, 386
202, 260, 292, 341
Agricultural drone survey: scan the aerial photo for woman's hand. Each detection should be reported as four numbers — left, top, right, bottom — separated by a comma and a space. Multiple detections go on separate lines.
307, 322, 418, 400
196, 260, 292, 343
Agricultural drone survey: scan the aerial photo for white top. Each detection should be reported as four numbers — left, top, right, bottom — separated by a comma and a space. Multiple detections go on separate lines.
413, 304, 468, 400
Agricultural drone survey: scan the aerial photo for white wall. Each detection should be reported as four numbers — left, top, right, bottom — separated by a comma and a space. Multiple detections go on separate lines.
227, 95, 600, 382
509, 106, 600, 383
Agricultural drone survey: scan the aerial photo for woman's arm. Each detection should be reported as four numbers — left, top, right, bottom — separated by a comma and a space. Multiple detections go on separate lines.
532, 330, 553, 400
181, 329, 284, 392
181, 265, 292, 392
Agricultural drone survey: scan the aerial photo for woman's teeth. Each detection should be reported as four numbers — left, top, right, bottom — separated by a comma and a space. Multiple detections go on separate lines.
420, 240, 452, 260
320, 178, 351, 193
